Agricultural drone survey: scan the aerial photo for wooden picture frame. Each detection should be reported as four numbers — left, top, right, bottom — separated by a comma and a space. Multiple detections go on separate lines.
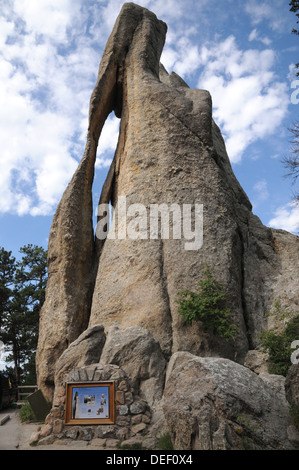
65, 381, 115, 425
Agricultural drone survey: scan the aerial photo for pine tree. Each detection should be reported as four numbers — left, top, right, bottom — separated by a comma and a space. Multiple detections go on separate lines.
290, 0, 299, 35
290, 1, 299, 74
0, 248, 15, 331
0, 245, 47, 384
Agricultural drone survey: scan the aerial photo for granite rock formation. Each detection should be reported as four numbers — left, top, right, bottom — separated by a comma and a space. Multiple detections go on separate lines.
163, 353, 293, 450
35, 3, 299, 449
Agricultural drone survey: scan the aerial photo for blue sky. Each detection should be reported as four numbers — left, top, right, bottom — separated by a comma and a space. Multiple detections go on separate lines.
0, 0, 298, 260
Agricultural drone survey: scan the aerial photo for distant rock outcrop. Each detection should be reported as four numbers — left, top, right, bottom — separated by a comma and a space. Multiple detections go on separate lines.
36, 3, 299, 449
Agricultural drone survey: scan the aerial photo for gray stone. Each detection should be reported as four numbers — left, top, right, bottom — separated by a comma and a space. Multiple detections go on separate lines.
120, 436, 144, 448
100, 325, 166, 406
37, 434, 56, 446
39, 424, 52, 438
78, 427, 94, 441
52, 325, 106, 405
244, 349, 269, 374
118, 405, 129, 416
163, 352, 295, 450
116, 415, 131, 426
285, 364, 299, 406
106, 439, 120, 448
131, 422, 147, 435
116, 427, 130, 441
90, 438, 106, 447
95, 425, 116, 439
130, 400, 147, 415
131, 415, 142, 425
142, 437, 157, 449
64, 427, 79, 440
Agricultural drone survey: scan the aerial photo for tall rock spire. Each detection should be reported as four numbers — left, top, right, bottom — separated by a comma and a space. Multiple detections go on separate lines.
36, 3, 299, 403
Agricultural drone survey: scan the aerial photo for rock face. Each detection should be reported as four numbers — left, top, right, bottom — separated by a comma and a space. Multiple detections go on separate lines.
36, 2, 299, 449
100, 325, 166, 407
163, 353, 293, 450
286, 364, 299, 406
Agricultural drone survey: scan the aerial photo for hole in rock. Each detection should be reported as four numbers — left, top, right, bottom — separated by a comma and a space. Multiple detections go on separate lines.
92, 112, 120, 234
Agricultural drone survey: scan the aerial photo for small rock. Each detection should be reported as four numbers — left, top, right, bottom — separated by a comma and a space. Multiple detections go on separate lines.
65, 427, 80, 440
131, 414, 142, 425
142, 414, 151, 424
121, 436, 143, 448
96, 425, 116, 438
90, 438, 107, 447
115, 390, 125, 404
116, 415, 131, 426
106, 438, 120, 448
54, 439, 69, 445
39, 423, 52, 438
130, 401, 147, 415
29, 431, 40, 445
142, 437, 156, 449
118, 380, 128, 392
116, 427, 129, 441
131, 422, 147, 435
79, 427, 94, 441
118, 404, 129, 415
37, 434, 56, 446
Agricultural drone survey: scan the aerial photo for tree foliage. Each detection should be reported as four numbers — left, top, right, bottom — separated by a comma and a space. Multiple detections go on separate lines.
0, 245, 47, 384
290, 0, 299, 75
290, 0, 299, 35
258, 301, 299, 376
282, 3, 299, 201
282, 123, 299, 202
0, 248, 15, 330
176, 267, 237, 341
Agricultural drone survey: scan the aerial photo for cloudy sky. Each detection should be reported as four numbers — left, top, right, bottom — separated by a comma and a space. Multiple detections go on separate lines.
0, 0, 298, 259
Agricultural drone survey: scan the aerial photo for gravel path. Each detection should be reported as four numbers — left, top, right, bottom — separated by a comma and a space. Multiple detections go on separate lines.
0, 408, 37, 450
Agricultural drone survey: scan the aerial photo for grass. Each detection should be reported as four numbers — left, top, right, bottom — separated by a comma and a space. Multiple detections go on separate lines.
156, 433, 174, 450
19, 401, 36, 422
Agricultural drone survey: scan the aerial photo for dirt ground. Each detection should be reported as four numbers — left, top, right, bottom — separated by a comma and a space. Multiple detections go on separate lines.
0, 408, 97, 450
0, 408, 38, 450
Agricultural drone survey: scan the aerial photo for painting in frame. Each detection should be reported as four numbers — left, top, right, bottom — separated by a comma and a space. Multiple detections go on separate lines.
65, 381, 115, 425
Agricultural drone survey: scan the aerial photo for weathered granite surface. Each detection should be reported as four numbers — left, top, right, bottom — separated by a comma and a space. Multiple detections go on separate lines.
35, 3, 299, 449
163, 353, 297, 450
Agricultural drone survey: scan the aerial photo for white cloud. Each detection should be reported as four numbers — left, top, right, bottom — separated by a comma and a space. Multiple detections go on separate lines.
13, 0, 81, 42
97, 115, 120, 158
197, 36, 289, 163
0, 0, 98, 217
248, 28, 272, 46
162, 37, 201, 77
245, 0, 288, 32
95, 114, 120, 171
0, 0, 293, 220
269, 202, 299, 234
253, 179, 269, 202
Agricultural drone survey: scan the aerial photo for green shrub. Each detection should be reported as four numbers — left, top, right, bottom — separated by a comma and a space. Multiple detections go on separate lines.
176, 267, 237, 341
289, 402, 299, 432
258, 302, 299, 376
19, 401, 36, 422
119, 442, 144, 450
156, 433, 173, 450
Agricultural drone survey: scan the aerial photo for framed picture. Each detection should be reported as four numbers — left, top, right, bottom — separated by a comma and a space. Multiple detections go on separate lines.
65, 381, 115, 425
